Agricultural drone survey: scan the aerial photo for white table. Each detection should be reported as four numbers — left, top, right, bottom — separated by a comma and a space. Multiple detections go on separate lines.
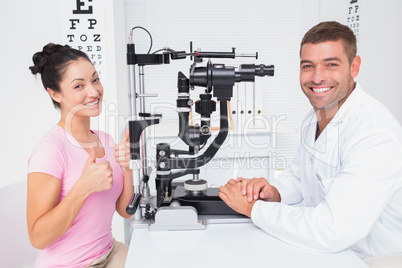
125, 221, 368, 268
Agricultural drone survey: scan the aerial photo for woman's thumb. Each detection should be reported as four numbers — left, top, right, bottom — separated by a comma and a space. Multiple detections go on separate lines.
123, 128, 130, 143
86, 147, 97, 165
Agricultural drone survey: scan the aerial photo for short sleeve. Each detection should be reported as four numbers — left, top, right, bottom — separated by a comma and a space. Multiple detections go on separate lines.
27, 137, 65, 180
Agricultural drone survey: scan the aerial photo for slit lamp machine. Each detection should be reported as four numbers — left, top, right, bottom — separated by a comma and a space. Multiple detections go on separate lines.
125, 27, 274, 230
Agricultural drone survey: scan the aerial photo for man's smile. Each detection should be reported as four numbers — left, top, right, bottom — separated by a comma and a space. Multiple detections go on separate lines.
310, 86, 333, 93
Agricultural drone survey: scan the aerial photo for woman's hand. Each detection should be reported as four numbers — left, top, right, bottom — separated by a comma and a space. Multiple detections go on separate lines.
114, 128, 130, 169
78, 147, 113, 195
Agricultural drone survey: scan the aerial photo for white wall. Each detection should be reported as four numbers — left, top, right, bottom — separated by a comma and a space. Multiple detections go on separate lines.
0, 1, 62, 189
320, 0, 402, 125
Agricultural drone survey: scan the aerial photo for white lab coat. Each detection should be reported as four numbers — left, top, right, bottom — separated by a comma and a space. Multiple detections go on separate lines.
251, 83, 402, 259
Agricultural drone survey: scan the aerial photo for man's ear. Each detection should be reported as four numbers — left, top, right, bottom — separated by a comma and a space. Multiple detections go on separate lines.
47, 88, 61, 104
351, 55, 361, 78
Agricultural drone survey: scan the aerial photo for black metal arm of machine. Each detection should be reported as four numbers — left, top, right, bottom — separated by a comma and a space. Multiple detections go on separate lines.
126, 174, 150, 215
128, 117, 160, 160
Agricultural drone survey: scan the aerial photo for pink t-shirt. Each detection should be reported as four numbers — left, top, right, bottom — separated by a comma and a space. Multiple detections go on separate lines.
27, 126, 124, 268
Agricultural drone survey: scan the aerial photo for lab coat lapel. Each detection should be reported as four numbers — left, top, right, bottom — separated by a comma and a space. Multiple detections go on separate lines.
301, 111, 318, 156
300, 112, 341, 206
301, 111, 329, 159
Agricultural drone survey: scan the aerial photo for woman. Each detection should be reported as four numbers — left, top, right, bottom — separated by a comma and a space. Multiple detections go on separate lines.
27, 43, 133, 267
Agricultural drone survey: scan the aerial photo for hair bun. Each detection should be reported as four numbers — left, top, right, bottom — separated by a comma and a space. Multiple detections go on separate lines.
29, 52, 47, 75
29, 43, 65, 75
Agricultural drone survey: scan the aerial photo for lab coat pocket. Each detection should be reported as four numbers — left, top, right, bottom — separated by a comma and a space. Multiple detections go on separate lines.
316, 171, 335, 195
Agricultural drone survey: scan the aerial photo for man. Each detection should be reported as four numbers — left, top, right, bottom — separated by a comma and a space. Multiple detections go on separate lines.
219, 21, 402, 259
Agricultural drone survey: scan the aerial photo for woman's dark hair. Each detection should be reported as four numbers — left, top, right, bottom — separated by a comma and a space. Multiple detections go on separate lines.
29, 43, 91, 109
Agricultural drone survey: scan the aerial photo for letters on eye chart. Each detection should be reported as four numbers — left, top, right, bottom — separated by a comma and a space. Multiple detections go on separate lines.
348, 0, 360, 41
63, 0, 106, 73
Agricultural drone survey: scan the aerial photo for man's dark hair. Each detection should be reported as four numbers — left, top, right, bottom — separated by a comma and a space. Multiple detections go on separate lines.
300, 21, 357, 64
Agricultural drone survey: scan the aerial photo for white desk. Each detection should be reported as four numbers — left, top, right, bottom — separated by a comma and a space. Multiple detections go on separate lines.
125, 221, 368, 268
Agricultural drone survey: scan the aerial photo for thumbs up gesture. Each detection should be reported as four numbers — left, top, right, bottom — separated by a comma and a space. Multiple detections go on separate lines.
114, 128, 131, 169
80, 147, 113, 194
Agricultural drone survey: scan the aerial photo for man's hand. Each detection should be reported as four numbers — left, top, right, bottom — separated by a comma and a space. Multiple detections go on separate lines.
236, 177, 281, 203
219, 179, 256, 218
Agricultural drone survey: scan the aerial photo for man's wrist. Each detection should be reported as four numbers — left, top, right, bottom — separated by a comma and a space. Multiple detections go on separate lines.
273, 186, 281, 202
246, 200, 257, 218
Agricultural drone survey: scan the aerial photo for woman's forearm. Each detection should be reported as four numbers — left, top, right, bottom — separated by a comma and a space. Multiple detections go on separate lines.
116, 169, 134, 218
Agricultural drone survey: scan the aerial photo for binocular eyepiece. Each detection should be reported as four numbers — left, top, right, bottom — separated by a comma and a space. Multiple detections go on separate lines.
237, 64, 275, 80
189, 62, 274, 93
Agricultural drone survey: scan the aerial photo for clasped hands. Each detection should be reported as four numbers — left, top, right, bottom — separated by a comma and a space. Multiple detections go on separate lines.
219, 177, 281, 218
